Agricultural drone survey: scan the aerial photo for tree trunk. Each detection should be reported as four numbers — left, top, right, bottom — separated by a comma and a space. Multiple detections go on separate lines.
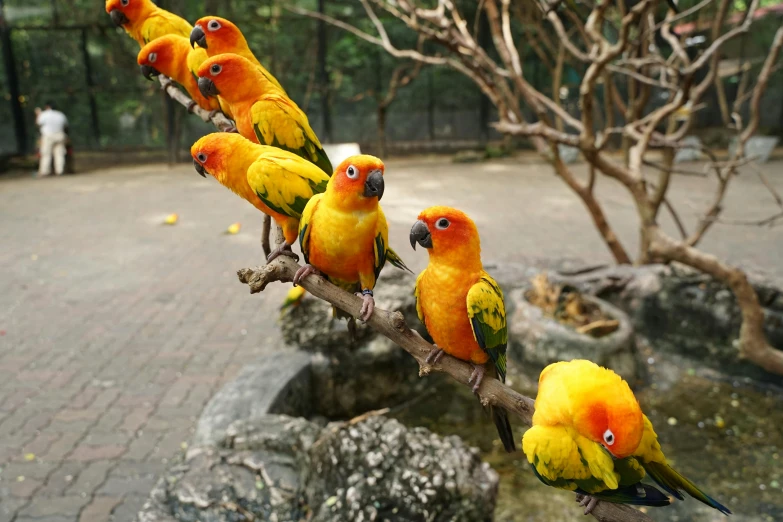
377, 104, 388, 158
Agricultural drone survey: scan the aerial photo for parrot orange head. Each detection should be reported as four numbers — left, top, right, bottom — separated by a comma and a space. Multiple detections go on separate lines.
191, 17, 246, 53
196, 54, 258, 102
105, 0, 153, 27
327, 155, 385, 210
410, 207, 482, 268
137, 35, 185, 81
572, 385, 644, 459
191, 133, 256, 181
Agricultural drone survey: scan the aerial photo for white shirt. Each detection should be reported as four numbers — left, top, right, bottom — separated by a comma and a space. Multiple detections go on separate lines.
37, 109, 68, 136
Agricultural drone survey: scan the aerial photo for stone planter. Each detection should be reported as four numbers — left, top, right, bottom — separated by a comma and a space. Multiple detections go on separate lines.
507, 288, 638, 380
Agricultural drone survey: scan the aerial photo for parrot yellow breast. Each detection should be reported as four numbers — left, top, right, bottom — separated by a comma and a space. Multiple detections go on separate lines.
133, 10, 191, 46
416, 267, 488, 364
304, 201, 380, 287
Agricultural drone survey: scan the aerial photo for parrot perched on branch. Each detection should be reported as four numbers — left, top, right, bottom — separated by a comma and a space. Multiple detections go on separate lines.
137, 35, 220, 114
191, 133, 330, 262
105, 0, 191, 47
196, 54, 332, 175
190, 16, 285, 93
294, 155, 411, 323
523, 359, 731, 515
409, 207, 515, 454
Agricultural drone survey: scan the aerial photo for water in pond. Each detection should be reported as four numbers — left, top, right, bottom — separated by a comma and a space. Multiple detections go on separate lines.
390, 362, 783, 522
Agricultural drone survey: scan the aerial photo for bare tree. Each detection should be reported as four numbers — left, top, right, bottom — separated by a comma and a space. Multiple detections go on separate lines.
288, 0, 783, 375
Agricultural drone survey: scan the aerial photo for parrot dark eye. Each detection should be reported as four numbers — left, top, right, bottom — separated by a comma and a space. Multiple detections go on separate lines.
603, 429, 615, 446
197, 152, 208, 163
345, 165, 359, 179
210, 64, 222, 76
208, 20, 221, 31
120, 0, 129, 5
435, 218, 450, 230
148, 52, 157, 63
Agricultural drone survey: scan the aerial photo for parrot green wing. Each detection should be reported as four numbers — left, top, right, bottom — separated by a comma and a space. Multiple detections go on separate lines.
466, 273, 508, 381
251, 96, 333, 175
372, 207, 412, 282
246, 151, 330, 220
413, 271, 426, 324
297, 192, 323, 266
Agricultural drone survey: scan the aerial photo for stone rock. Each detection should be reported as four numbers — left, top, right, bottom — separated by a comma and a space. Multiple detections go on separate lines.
139, 415, 498, 522
192, 352, 312, 447
540, 263, 783, 382
305, 416, 498, 522
674, 136, 703, 163
280, 271, 429, 418
506, 288, 638, 380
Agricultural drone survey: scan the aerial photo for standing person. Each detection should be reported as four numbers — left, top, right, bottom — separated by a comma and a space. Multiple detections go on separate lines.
35, 101, 69, 177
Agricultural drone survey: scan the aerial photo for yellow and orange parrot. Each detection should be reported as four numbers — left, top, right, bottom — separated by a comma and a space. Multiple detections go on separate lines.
294, 156, 410, 322
190, 16, 285, 93
105, 0, 191, 47
523, 359, 731, 515
191, 133, 330, 261
196, 54, 332, 175
137, 35, 220, 114
409, 207, 515, 453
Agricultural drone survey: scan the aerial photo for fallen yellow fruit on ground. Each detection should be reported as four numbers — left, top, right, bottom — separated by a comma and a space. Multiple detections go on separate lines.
226, 222, 241, 235
163, 213, 179, 225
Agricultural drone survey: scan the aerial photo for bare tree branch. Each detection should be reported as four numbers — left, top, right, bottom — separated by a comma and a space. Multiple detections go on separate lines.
158, 75, 234, 132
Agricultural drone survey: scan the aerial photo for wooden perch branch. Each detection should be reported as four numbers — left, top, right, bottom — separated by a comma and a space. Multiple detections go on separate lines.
237, 248, 654, 522
157, 75, 234, 132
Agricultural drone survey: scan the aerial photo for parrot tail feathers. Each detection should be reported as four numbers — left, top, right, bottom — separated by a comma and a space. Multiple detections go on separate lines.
387, 248, 413, 274
582, 483, 672, 507
490, 405, 516, 453
643, 461, 731, 515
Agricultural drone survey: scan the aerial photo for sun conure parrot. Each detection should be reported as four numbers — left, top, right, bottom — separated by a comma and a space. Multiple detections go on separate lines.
523, 359, 731, 515
294, 156, 411, 322
409, 207, 515, 454
191, 133, 330, 262
196, 54, 332, 176
137, 35, 220, 114
190, 16, 285, 94
105, 0, 191, 47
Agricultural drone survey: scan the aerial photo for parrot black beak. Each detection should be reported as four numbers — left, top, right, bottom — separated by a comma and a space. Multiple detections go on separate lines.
198, 77, 219, 98
363, 169, 384, 200
190, 26, 207, 49
410, 220, 432, 250
140, 64, 159, 81
109, 9, 129, 27
193, 159, 206, 177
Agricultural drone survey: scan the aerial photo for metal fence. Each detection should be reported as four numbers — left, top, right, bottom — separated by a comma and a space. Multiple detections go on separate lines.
0, 0, 780, 159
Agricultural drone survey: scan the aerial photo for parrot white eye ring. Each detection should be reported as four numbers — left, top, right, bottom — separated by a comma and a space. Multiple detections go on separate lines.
210, 64, 222, 76
435, 218, 450, 230
208, 20, 222, 31
197, 152, 208, 163
120, 0, 129, 5
148, 52, 157, 63
346, 165, 359, 179
603, 429, 615, 446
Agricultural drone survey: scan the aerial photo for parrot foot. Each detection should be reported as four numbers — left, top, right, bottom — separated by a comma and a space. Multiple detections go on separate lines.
208, 109, 221, 119
267, 243, 299, 263
186, 101, 197, 113
293, 264, 320, 286
575, 494, 600, 515
223, 125, 239, 134
425, 346, 445, 365
468, 364, 486, 394
355, 291, 375, 322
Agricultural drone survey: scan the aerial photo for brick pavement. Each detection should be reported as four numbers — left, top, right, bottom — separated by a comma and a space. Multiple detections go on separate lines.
1, 158, 782, 521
